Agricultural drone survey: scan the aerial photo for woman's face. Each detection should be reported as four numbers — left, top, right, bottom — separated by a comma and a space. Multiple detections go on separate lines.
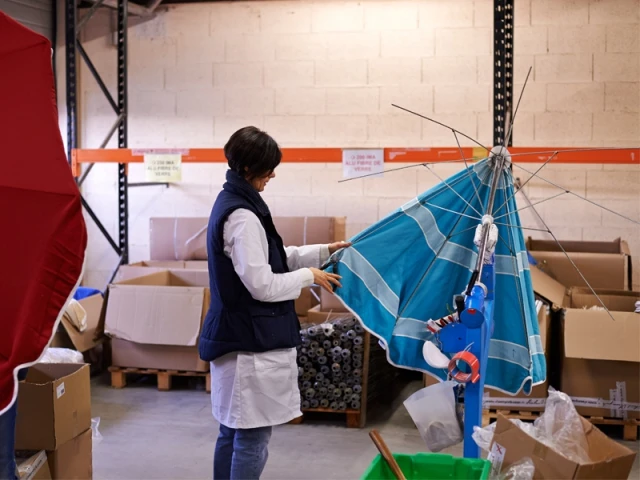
249, 170, 276, 192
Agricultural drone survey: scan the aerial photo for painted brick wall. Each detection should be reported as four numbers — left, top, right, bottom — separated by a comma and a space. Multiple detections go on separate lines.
61, 0, 639, 289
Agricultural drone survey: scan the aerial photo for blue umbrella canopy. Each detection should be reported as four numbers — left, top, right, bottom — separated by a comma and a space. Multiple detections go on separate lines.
326, 156, 546, 395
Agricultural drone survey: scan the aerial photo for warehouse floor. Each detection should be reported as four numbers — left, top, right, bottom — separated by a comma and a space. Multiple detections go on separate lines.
91, 377, 640, 479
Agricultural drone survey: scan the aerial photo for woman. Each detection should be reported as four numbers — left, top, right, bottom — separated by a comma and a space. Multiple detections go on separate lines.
199, 126, 350, 480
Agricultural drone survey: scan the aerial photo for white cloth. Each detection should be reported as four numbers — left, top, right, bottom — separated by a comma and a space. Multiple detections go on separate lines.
210, 208, 330, 429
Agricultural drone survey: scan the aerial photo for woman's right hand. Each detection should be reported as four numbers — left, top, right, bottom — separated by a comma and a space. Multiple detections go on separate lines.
309, 268, 342, 293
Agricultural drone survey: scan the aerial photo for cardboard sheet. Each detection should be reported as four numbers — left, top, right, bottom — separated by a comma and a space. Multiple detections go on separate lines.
54, 294, 105, 353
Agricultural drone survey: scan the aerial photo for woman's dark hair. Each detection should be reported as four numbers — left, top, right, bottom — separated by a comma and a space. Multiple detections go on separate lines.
224, 126, 282, 179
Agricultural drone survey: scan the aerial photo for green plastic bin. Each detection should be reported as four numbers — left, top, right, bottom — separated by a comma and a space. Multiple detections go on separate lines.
361, 453, 491, 480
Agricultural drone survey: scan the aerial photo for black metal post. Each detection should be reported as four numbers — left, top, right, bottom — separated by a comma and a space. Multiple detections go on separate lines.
117, 0, 129, 265
65, 0, 78, 163
493, 0, 514, 147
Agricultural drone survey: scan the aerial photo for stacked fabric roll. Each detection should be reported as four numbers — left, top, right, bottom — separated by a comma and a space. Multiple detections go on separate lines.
297, 315, 366, 411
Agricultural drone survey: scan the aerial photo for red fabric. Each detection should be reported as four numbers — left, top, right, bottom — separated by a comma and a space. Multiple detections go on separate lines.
0, 13, 87, 413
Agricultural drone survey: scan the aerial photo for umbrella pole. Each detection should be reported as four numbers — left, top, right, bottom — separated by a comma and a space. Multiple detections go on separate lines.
453, 151, 506, 459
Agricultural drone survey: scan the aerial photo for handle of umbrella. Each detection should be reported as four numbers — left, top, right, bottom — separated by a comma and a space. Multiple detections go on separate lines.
369, 429, 407, 480
448, 351, 480, 384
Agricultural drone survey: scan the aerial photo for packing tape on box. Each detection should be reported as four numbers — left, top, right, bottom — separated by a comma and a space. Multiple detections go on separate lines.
482, 394, 547, 409
570, 383, 640, 419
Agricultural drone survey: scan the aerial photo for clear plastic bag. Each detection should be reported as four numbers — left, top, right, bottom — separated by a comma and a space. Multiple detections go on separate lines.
91, 417, 103, 444
40, 347, 84, 364
500, 458, 535, 480
404, 381, 463, 452
473, 388, 590, 476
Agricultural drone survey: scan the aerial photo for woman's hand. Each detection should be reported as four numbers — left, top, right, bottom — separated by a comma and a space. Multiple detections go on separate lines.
328, 241, 352, 255
309, 268, 342, 293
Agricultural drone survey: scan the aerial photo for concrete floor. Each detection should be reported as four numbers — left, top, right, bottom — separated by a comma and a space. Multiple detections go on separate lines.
91, 375, 639, 479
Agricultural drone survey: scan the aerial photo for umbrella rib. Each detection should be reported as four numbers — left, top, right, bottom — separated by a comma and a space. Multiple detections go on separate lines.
424, 202, 482, 221
452, 129, 485, 212
514, 178, 548, 231
504, 66, 532, 149
338, 158, 477, 183
523, 214, 618, 322
392, 104, 491, 155
493, 151, 559, 217
493, 191, 567, 221
422, 164, 483, 217
396, 166, 494, 320
494, 223, 551, 233
511, 163, 640, 226
498, 184, 536, 364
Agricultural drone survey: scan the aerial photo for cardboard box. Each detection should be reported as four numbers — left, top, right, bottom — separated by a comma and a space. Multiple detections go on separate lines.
47, 428, 92, 480
15, 364, 91, 451
50, 294, 105, 353
490, 414, 636, 479
530, 266, 640, 419
272, 216, 347, 247
111, 338, 208, 371
560, 288, 640, 420
105, 271, 210, 372
149, 216, 347, 260
17, 451, 51, 480
483, 300, 552, 412
295, 286, 320, 316
527, 237, 632, 291
115, 260, 208, 282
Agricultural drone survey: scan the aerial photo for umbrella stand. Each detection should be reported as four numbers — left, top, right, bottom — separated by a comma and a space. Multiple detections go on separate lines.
437, 148, 508, 459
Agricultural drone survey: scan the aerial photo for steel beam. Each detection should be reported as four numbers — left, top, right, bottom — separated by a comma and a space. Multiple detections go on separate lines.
117, 0, 130, 265
493, 0, 515, 147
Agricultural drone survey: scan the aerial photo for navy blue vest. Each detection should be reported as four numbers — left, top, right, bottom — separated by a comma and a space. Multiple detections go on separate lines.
198, 171, 301, 362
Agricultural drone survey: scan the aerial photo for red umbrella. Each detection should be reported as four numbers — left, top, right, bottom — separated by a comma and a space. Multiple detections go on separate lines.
0, 13, 87, 414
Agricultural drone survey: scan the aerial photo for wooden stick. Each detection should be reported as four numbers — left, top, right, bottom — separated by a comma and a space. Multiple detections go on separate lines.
369, 429, 406, 480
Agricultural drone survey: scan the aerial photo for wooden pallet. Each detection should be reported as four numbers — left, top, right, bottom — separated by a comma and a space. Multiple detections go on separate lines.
109, 366, 211, 392
584, 416, 640, 441
482, 409, 541, 427
289, 407, 364, 428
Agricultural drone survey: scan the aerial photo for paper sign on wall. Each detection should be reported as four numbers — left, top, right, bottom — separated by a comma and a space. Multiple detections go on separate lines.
144, 154, 182, 182
342, 149, 384, 180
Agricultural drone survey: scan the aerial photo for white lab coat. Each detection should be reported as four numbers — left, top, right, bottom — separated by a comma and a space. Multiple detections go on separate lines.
210, 209, 330, 429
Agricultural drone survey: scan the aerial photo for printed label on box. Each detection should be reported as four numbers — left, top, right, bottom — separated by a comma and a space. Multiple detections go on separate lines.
56, 382, 65, 399
342, 149, 384, 180
488, 442, 506, 478
144, 153, 182, 182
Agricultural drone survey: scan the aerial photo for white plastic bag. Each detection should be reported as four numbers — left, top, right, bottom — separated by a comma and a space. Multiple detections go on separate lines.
91, 417, 103, 444
404, 381, 463, 452
40, 347, 84, 364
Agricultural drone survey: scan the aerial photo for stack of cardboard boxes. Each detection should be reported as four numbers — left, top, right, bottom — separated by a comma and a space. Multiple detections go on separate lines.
425, 237, 639, 422
530, 238, 639, 422
103, 216, 346, 373
15, 364, 93, 479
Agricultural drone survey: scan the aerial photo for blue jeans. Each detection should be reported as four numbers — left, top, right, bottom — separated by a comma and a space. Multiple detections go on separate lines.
0, 401, 18, 480
213, 424, 272, 480
0, 369, 27, 480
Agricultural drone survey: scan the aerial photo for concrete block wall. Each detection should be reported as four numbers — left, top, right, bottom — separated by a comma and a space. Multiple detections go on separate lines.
61, 0, 640, 289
